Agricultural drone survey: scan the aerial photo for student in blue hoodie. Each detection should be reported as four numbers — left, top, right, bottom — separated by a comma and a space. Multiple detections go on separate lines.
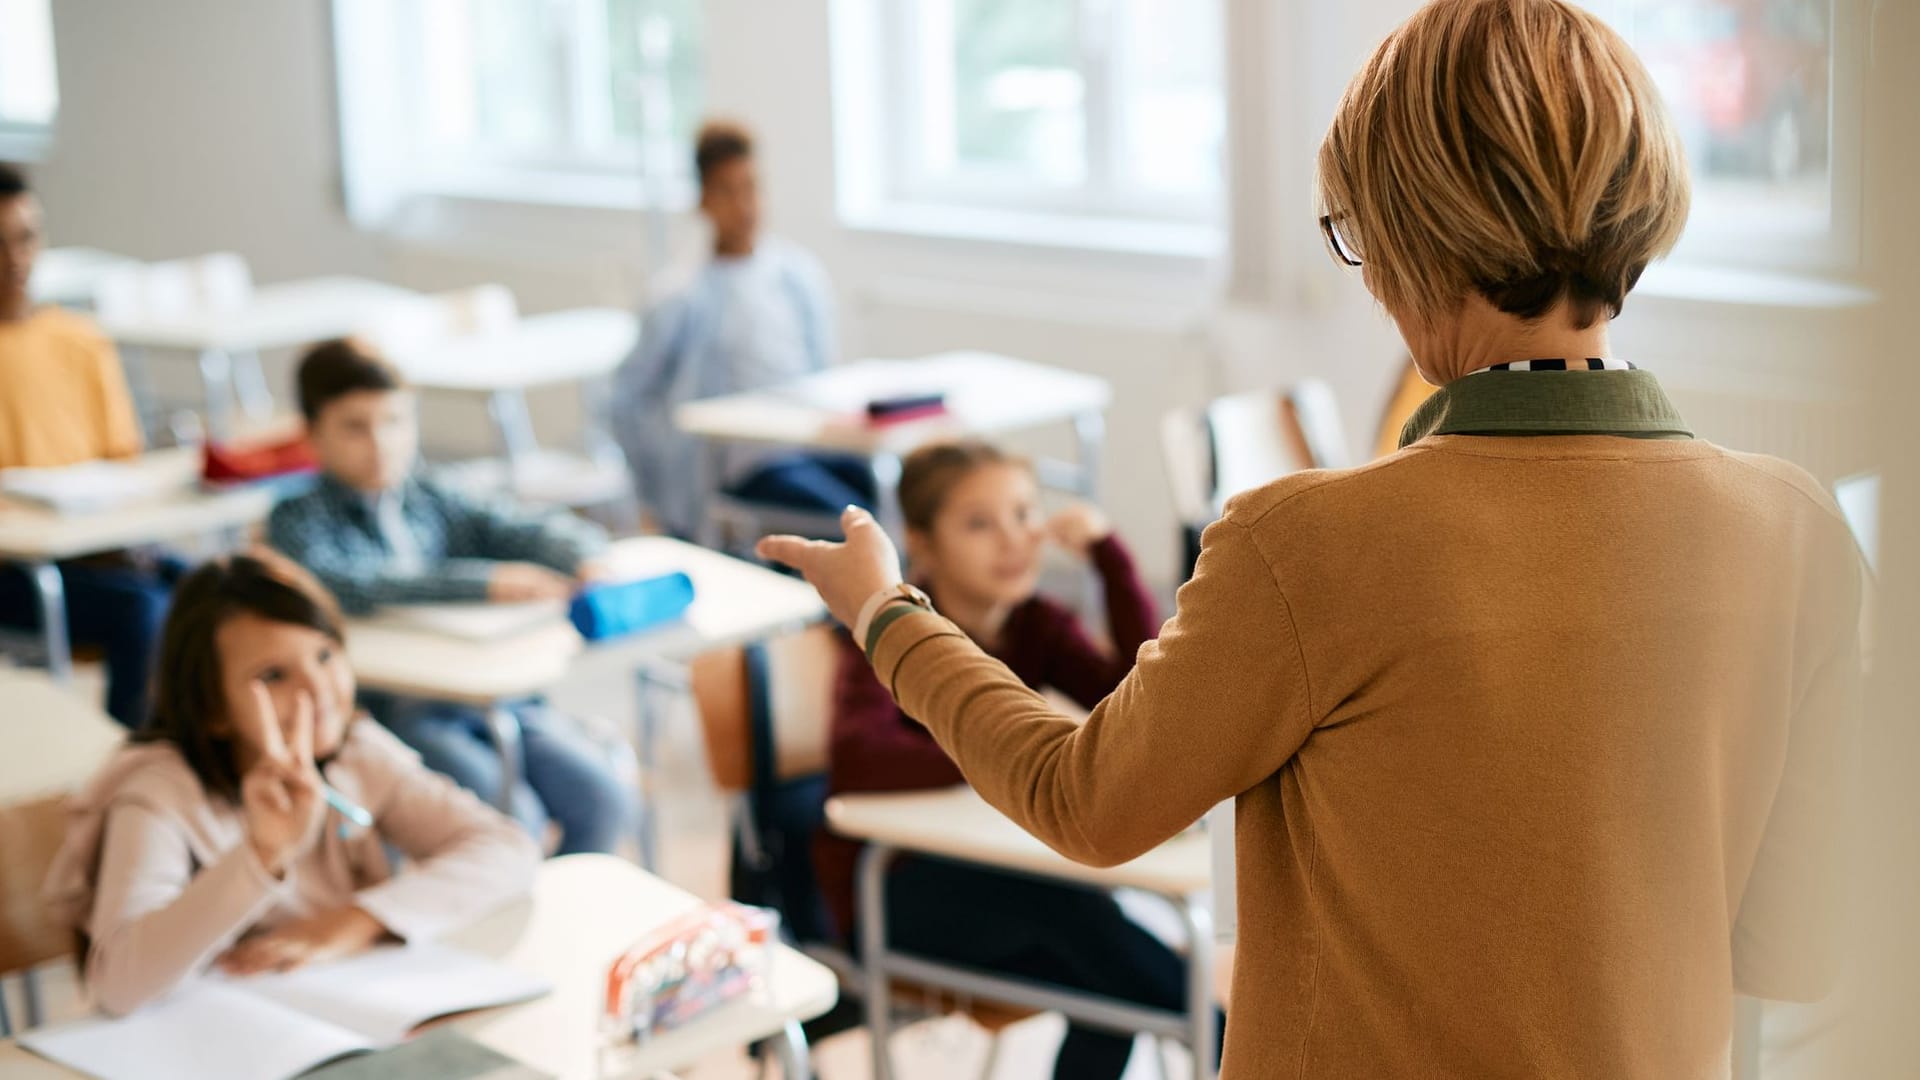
614, 120, 873, 539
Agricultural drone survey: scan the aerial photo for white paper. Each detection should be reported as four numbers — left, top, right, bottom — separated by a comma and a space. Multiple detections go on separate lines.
18, 943, 551, 1080
20, 981, 369, 1080
244, 942, 553, 1047
0, 450, 200, 514
367, 601, 568, 641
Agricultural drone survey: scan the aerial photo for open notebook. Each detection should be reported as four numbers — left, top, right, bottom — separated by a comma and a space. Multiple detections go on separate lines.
364, 600, 568, 641
0, 449, 201, 514
21, 942, 551, 1080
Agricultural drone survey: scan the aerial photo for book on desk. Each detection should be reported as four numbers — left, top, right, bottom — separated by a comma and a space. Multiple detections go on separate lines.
19, 942, 551, 1080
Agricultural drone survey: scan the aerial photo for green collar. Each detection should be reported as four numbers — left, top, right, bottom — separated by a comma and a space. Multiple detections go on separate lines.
1399, 369, 1694, 449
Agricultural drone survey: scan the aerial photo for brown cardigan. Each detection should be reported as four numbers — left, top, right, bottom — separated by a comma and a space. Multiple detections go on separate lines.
867, 428, 1861, 1078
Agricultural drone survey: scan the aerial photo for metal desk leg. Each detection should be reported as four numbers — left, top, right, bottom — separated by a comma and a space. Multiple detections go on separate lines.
869, 452, 905, 540
1072, 409, 1107, 501
488, 388, 542, 471
1177, 894, 1217, 1078
21, 969, 42, 1029
232, 348, 275, 423
482, 706, 524, 816
26, 561, 71, 684
774, 1018, 811, 1079
857, 843, 899, 1080
631, 661, 689, 873
198, 348, 236, 441
1733, 996, 1763, 1080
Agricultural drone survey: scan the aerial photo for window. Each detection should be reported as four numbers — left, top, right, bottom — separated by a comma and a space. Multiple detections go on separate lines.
835, 0, 1226, 254
1583, 0, 1860, 269
0, 0, 59, 159
334, 0, 702, 226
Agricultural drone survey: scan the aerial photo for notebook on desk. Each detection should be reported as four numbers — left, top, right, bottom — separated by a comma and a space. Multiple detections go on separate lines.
367, 600, 569, 641
20, 942, 551, 1080
0, 450, 201, 515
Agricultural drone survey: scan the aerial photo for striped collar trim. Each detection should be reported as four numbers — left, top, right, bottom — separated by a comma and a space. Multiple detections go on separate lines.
1468, 357, 1637, 373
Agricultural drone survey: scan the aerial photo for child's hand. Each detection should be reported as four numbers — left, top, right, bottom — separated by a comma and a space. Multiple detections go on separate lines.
488, 562, 576, 603
574, 557, 618, 585
1045, 504, 1113, 559
239, 686, 326, 878
216, 906, 389, 977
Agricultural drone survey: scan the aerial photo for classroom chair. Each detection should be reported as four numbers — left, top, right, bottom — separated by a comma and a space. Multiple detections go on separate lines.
95, 252, 271, 434
356, 284, 519, 355
688, 629, 1039, 1074
1160, 378, 1351, 579
376, 286, 643, 534
0, 794, 73, 1037
94, 249, 278, 440
700, 489, 851, 559
0, 670, 166, 1033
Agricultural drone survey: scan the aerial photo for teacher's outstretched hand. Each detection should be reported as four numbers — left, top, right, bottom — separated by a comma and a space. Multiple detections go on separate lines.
756, 505, 904, 629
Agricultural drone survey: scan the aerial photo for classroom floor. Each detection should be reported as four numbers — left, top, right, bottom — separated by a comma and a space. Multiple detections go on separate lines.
13, 661, 1195, 1080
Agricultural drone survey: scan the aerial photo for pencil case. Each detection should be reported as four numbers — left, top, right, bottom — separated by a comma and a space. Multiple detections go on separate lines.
568, 572, 696, 641
601, 902, 777, 1043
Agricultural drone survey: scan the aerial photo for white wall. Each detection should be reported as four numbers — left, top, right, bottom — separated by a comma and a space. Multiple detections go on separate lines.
27, 0, 1878, 588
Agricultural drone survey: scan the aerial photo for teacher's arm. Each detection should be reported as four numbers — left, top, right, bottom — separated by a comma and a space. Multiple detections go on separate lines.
764, 507, 1314, 867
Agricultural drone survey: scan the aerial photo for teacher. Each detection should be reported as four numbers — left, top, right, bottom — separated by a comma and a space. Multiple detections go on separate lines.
761, 0, 1862, 1075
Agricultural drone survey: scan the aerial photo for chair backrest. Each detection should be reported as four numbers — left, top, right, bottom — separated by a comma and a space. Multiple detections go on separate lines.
94, 252, 253, 324
1159, 407, 1214, 528
0, 794, 74, 978
690, 625, 838, 794
1196, 378, 1352, 515
690, 625, 841, 945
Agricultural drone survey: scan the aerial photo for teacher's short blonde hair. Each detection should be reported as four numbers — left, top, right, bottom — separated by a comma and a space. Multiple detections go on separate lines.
1317, 0, 1690, 328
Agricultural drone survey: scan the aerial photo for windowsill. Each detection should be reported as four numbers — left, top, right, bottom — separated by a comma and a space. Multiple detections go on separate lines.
0, 128, 54, 163
1636, 262, 1876, 310
840, 200, 1225, 262
404, 166, 695, 216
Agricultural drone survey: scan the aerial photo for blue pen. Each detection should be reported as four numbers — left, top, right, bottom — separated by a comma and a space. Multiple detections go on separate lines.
322, 783, 374, 839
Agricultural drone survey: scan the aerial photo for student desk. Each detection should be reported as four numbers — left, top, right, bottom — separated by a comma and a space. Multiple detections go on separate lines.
827, 787, 1217, 1080
346, 536, 826, 871
673, 352, 1114, 536
28, 248, 138, 309
0, 474, 273, 684
98, 276, 426, 437
383, 308, 638, 514
0, 854, 840, 1079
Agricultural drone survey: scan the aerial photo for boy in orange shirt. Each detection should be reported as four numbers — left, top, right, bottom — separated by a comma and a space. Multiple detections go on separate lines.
0, 162, 175, 728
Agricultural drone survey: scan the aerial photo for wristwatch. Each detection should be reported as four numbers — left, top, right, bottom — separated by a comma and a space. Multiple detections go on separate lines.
855, 582, 934, 653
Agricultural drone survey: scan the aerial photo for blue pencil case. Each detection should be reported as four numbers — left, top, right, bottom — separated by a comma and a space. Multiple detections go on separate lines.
569, 572, 697, 641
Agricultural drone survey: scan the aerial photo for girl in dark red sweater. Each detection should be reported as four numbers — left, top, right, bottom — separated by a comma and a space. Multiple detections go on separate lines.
815, 439, 1208, 1079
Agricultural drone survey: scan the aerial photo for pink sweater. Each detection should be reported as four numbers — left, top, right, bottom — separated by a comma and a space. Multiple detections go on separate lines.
44, 720, 539, 1016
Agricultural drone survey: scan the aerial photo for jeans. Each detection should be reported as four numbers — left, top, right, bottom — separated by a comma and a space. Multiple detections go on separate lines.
0, 557, 181, 729
871, 856, 1225, 1080
727, 453, 877, 515
375, 698, 635, 856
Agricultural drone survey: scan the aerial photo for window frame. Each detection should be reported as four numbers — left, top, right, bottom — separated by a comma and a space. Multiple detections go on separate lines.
1584, 0, 1867, 275
837, 0, 1227, 256
332, 0, 701, 228
0, 0, 59, 162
